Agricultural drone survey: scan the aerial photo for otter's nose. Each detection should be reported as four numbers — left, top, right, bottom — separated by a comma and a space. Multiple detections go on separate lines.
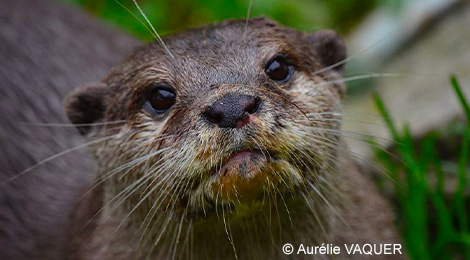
203, 95, 261, 128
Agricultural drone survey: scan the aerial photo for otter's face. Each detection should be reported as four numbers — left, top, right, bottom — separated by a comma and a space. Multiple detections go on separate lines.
65, 18, 346, 218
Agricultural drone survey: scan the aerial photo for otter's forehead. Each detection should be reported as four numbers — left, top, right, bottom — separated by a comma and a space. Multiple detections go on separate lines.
165, 17, 300, 55
126, 18, 313, 92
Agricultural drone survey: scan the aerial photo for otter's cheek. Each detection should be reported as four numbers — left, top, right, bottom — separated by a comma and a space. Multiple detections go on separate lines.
211, 151, 275, 202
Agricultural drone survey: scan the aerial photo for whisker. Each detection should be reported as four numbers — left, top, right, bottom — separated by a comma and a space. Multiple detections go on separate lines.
315, 73, 403, 88
76, 144, 174, 234
131, 0, 175, 59
79, 135, 174, 201
1, 134, 120, 185
242, 0, 254, 39
179, 219, 192, 260
306, 110, 387, 120
306, 179, 346, 225
170, 214, 185, 260
312, 35, 390, 76
300, 192, 329, 242
307, 116, 386, 128
343, 69, 467, 80
114, 0, 157, 39
153, 212, 173, 246
300, 124, 399, 144
19, 120, 127, 127
94, 149, 167, 199
222, 202, 238, 260
299, 128, 402, 185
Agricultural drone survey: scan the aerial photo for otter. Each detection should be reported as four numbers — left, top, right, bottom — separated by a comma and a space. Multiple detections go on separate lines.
65, 16, 402, 260
0, 0, 403, 259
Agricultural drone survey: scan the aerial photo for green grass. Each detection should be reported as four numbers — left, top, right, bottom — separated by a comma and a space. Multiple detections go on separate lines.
372, 76, 470, 259
61, 0, 382, 40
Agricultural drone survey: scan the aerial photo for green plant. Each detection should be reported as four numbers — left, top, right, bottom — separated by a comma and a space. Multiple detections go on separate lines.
61, 0, 380, 40
372, 76, 470, 259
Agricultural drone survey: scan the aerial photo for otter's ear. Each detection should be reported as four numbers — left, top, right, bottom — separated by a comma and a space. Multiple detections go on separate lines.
64, 83, 108, 135
308, 30, 346, 73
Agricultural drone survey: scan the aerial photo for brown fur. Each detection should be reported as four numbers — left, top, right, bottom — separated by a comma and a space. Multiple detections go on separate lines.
64, 18, 404, 259
0, 0, 138, 259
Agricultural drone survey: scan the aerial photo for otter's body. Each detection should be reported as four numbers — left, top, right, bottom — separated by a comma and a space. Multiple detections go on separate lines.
1, 1, 402, 259
0, 0, 137, 259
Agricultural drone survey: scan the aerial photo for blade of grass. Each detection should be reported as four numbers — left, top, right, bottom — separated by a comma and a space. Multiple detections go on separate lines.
425, 135, 454, 259
372, 93, 400, 142
402, 125, 430, 260
450, 76, 470, 125
450, 76, 470, 259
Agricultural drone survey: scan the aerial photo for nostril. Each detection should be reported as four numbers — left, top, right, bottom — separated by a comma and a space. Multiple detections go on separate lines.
246, 96, 262, 114
203, 108, 223, 125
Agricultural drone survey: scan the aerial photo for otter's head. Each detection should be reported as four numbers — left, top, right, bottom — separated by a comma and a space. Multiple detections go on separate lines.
65, 18, 346, 220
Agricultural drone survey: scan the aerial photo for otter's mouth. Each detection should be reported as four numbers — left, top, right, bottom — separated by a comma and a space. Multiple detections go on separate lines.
211, 149, 278, 202
218, 149, 268, 176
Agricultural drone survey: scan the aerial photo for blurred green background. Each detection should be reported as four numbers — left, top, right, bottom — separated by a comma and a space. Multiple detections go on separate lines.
61, 0, 402, 40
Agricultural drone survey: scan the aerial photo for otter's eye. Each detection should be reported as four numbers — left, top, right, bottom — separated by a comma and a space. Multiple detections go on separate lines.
265, 57, 291, 82
146, 84, 176, 114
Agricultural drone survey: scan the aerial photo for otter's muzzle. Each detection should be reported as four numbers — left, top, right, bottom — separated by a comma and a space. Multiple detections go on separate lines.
203, 94, 261, 128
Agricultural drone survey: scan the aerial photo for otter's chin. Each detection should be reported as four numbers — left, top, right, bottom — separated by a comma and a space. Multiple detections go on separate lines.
211, 150, 276, 202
